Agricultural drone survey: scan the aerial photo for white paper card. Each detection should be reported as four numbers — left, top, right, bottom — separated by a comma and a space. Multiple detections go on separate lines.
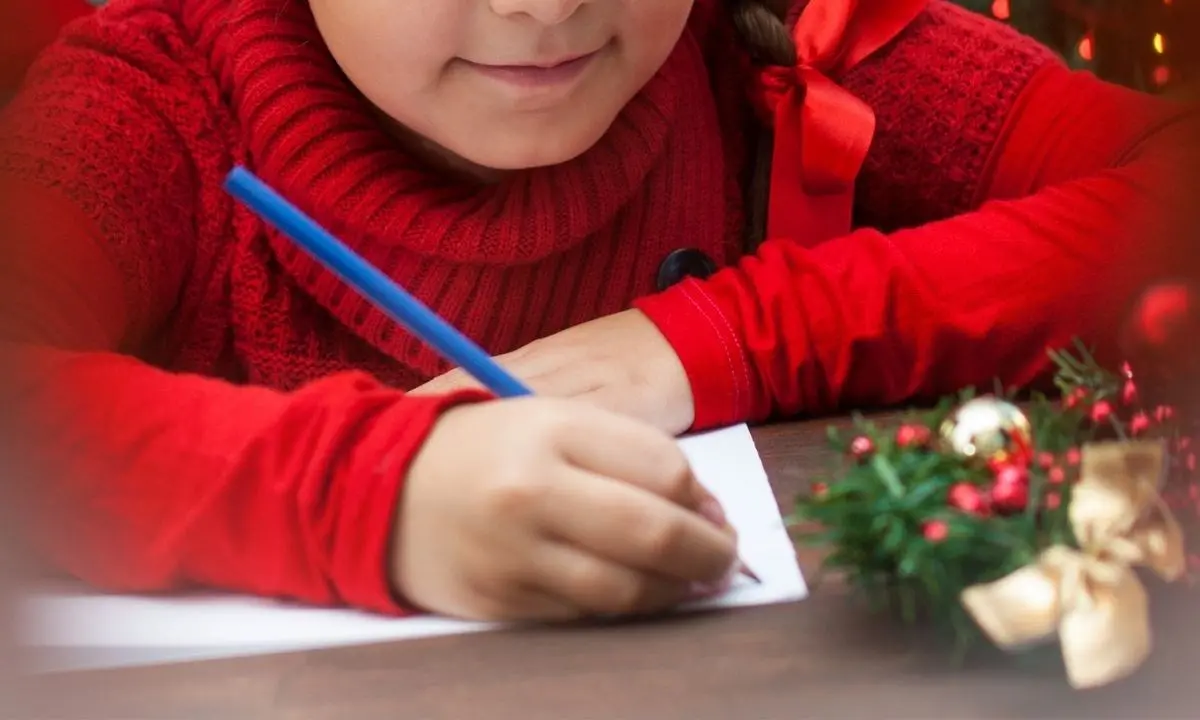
18, 424, 807, 672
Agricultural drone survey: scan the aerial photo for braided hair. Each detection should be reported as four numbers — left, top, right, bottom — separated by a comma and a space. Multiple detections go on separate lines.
730, 0, 797, 67
725, 0, 797, 250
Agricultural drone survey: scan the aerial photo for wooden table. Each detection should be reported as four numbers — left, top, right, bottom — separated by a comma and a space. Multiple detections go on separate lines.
14, 417, 1200, 719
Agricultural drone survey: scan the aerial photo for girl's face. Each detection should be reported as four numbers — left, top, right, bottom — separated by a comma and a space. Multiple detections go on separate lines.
310, 0, 696, 173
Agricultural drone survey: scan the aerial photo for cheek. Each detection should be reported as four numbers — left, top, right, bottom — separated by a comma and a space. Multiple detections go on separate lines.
314, 0, 698, 171
310, 1, 459, 122
622, 0, 695, 69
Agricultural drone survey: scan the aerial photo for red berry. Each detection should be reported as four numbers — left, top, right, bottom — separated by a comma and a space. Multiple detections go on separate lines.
1125, 283, 1194, 349
1065, 448, 1082, 466
1176, 436, 1192, 451
1047, 466, 1066, 484
1121, 380, 1138, 406
1121, 361, 1134, 379
992, 463, 1029, 487
1044, 491, 1061, 510
849, 435, 875, 461
895, 424, 932, 449
812, 482, 828, 497
1010, 437, 1035, 468
1188, 453, 1197, 472
1090, 400, 1114, 424
1130, 412, 1151, 436
1036, 452, 1056, 470
948, 482, 989, 515
1155, 405, 1176, 423
923, 520, 950, 542
1064, 387, 1090, 409
990, 478, 1029, 514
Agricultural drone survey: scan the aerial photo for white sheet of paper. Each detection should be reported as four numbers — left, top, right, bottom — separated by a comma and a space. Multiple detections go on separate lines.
18, 424, 807, 673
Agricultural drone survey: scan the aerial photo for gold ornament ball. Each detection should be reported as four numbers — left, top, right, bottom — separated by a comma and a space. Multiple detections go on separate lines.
939, 397, 1034, 465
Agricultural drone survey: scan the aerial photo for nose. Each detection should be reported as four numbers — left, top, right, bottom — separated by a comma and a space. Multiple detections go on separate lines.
489, 0, 587, 25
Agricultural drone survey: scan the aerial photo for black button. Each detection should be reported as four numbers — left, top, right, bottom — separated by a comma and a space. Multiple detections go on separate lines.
656, 248, 717, 292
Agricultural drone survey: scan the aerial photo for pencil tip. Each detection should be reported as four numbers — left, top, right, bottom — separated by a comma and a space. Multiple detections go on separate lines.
739, 560, 763, 584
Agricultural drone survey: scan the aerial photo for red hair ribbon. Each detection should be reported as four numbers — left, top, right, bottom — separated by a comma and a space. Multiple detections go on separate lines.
758, 0, 927, 244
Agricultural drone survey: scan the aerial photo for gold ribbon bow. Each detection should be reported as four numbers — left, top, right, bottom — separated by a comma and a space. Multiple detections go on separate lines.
960, 440, 1186, 689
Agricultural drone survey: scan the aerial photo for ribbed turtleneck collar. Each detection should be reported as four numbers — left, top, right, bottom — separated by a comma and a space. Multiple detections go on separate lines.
189, 0, 689, 265
175, 0, 733, 379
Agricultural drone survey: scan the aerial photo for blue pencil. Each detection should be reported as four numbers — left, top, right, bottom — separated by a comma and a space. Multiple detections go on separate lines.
224, 166, 532, 398
224, 166, 761, 586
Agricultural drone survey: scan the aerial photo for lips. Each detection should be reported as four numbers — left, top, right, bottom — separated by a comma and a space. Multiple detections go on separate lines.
465, 48, 602, 90
493, 51, 596, 71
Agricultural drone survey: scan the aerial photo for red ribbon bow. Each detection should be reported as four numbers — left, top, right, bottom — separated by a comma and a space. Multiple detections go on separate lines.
761, 0, 927, 244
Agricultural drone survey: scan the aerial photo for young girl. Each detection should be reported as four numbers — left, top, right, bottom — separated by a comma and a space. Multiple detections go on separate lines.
0, 0, 1192, 622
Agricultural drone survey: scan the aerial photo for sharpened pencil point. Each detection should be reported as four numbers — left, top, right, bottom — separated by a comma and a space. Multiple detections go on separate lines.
738, 560, 762, 584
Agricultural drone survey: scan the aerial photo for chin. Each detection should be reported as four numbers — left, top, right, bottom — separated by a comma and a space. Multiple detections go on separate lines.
453, 114, 618, 171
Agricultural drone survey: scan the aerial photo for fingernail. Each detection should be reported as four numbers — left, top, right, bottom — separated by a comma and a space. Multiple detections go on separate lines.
699, 497, 727, 528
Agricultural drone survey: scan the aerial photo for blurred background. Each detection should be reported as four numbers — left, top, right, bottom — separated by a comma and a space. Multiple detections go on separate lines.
0, 0, 1197, 717
955, 0, 1198, 96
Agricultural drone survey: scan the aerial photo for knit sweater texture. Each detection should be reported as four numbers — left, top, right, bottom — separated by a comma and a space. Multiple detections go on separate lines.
0, 0, 1192, 610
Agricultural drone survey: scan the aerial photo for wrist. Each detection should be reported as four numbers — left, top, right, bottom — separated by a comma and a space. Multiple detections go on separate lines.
633, 279, 754, 431
345, 388, 493, 614
626, 309, 696, 435
386, 399, 475, 608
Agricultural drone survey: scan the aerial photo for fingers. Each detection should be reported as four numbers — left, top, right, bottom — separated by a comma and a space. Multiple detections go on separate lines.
530, 542, 692, 616
467, 589, 583, 624
409, 368, 483, 396
555, 405, 717, 514
536, 467, 737, 584
413, 351, 596, 400
434, 582, 584, 623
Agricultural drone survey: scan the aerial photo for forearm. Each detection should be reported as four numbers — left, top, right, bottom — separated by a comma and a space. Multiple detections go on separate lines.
637, 67, 1197, 429
4, 343, 488, 612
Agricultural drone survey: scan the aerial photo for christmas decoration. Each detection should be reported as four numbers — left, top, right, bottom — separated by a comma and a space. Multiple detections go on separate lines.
895, 423, 933, 450
989, 462, 1030, 514
848, 434, 876, 462
939, 397, 1034, 465
1120, 281, 1200, 412
951, 0, 1197, 95
948, 481, 989, 515
793, 338, 1194, 689
961, 440, 1184, 689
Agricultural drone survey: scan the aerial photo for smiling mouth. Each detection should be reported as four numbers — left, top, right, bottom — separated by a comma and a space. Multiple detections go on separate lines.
464, 45, 607, 89
493, 51, 597, 70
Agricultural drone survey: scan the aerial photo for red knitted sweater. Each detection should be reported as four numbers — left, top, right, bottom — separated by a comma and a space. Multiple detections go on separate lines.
0, 0, 1192, 612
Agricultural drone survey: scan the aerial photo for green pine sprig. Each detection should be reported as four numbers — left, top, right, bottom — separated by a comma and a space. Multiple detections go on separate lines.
790, 341, 1177, 658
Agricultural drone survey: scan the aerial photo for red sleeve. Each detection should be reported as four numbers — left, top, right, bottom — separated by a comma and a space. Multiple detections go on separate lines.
0, 186, 491, 615
0, 20, 489, 613
636, 65, 1199, 430
5, 342, 488, 614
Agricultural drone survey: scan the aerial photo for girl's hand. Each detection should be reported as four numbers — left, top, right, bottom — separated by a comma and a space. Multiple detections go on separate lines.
394, 397, 737, 622
413, 310, 695, 436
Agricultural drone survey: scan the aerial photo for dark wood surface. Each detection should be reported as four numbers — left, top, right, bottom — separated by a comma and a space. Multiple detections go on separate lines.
14, 417, 1200, 719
